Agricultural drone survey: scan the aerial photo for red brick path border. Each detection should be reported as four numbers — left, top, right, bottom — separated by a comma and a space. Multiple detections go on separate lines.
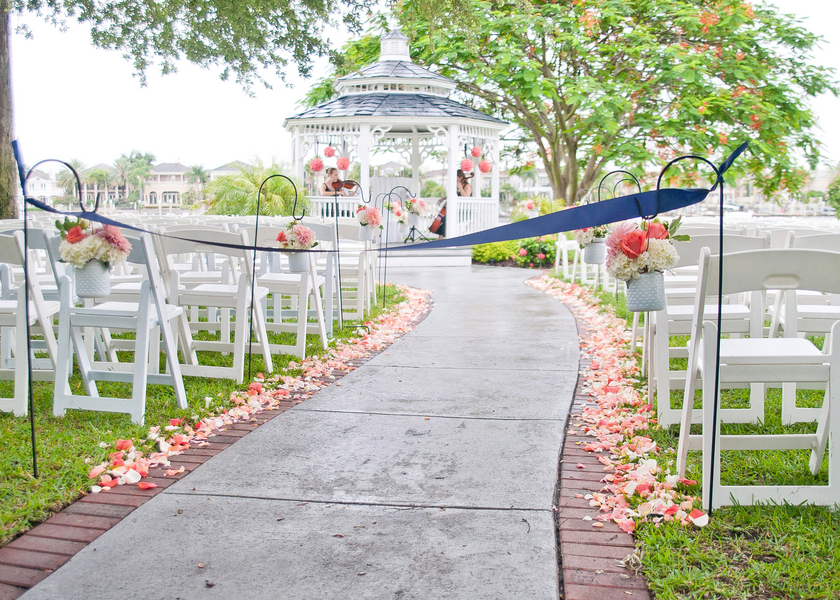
0, 295, 434, 599
557, 319, 652, 600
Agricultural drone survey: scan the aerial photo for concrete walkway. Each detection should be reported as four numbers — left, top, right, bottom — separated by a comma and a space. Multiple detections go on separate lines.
23, 265, 580, 600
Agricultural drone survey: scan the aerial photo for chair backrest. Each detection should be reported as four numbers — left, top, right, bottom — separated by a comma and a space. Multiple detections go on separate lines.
673, 233, 771, 268
704, 249, 840, 299
155, 227, 254, 284
786, 231, 840, 252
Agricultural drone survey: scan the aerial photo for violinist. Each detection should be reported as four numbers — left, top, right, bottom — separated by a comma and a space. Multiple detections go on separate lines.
457, 169, 472, 197
322, 168, 348, 196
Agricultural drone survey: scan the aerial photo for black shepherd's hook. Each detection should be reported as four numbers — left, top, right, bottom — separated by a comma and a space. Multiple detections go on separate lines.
598, 170, 642, 201
248, 173, 301, 381
379, 185, 417, 306
654, 149, 733, 515
11, 145, 89, 479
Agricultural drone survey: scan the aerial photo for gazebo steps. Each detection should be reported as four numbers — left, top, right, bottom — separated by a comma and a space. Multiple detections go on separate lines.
377, 242, 473, 267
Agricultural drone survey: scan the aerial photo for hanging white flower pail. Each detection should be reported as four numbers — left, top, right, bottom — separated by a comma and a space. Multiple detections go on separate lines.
527, 209, 540, 219
284, 252, 310, 274
358, 225, 379, 241
398, 223, 410, 236
626, 271, 666, 312
74, 260, 111, 298
407, 213, 421, 226
583, 238, 606, 264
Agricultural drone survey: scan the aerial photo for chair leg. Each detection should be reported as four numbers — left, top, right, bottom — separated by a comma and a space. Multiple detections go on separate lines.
12, 299, 29, 417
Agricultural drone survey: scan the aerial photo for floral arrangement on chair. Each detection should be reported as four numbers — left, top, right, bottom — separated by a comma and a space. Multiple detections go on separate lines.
56, 218, 132, 268
574, 225, 610, 249
276, 221, 318, 250
605, 218, 688, 281
356, 205, 383, 229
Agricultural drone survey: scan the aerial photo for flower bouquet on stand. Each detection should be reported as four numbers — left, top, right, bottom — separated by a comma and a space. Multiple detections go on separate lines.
403, 197, 427, 227
276, 221, 318, 273
574, 225, 610, 264
385, 200, 409, 234
606, 218, 689, 312
356, 205, 383, 241
56, 218, 132, 298
524, 199, 540, 218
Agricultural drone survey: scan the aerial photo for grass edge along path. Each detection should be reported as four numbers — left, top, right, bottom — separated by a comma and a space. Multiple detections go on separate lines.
529, 275, 840, 600
0, 285, 431, 551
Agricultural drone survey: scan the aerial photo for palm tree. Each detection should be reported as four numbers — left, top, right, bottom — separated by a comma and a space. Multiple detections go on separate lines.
116, 151, 155, 205
57, 159, 86, 200
203, 160, 305, 216
185, 165, 210, 205
85, 168, 112, 208
113, 155, 133, 204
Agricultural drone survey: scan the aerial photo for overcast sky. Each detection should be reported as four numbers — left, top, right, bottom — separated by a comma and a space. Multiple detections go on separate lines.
9, 0, 840, 174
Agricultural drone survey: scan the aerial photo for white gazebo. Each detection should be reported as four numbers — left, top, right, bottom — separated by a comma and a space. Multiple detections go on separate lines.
284, 29, 508, 238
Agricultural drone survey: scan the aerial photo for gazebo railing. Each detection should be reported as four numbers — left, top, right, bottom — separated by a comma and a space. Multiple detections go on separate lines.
307, 194, 499, 238
456, 197, 498, 235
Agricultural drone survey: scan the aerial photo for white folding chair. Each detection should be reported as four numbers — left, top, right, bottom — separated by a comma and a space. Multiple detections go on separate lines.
240, 224, 329, 360
0, 231, 60, 416
154, 227, 272, 383
676, 248, 840, 509
652, 234, 770, 426
52, 233, 190, 424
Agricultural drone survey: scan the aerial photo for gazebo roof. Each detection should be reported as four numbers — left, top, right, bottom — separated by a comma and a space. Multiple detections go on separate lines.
285, 92, 505, 126
337, 60, 452, 83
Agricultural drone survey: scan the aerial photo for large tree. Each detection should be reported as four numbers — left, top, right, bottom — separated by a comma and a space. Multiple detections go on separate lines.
0, 0, 376, 217
307, 0, 837, 203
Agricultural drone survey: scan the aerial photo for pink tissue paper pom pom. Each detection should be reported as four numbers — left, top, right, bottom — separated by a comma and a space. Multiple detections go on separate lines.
478, 160, 492, 173
323, 146, 335, 158
471, 146, 482, 158
460, 159, 474, 173
336, 157, 350, 170
309, 157, 324, 172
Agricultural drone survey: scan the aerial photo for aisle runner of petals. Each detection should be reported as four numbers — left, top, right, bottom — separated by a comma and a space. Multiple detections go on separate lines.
86, 285, 430, 493
527, 276, 708, 532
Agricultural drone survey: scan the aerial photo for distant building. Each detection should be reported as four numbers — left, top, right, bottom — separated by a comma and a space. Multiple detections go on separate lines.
25, 170, 64, 205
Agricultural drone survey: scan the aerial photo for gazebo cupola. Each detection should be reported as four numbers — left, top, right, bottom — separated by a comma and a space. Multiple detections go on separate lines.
333, 30, 457, 99
284, 28, 508, 238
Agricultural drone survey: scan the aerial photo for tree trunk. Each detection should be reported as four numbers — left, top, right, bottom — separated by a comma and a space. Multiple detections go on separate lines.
0, 0, 18, 219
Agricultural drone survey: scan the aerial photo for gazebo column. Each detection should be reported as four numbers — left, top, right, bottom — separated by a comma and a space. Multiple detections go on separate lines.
491, 140, 500, 226
411, 134, 421, 197
293, 127, 304, 183
447, 123, 460, 238
359, 123, 372, 204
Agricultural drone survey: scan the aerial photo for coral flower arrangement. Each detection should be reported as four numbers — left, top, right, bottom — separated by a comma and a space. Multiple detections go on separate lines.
605, 218, 688, 281
56, 218, 132, 268
574, 225, 610, 248
404, 197, 427, 216
276, 221, 318, 250
356, 205, 383, 228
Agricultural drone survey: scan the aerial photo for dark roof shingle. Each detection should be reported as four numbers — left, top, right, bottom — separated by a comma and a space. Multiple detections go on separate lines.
287, 93, 505, 124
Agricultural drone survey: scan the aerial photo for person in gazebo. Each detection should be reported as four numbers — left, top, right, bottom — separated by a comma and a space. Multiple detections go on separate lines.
457, 169, 472, 197
322, 168, 350, 196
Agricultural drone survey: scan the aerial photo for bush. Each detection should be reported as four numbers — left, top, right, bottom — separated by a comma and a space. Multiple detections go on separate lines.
515, 235, 557, 268
472, 240, 519, 263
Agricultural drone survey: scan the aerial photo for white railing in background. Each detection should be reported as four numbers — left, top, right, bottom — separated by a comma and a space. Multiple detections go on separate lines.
308, 196, 358, 220
308, 195, 499, 239
456, 198, 499, 236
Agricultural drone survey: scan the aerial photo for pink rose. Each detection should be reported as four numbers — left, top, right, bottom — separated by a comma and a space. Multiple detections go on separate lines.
66, 225, 87, 244
647, 222, 668, 239
619, 230, 647, 258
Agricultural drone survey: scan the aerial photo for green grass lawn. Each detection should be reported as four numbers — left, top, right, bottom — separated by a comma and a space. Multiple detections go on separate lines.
640, 339, 839, 599
553, 274, 839, 598
0, 285, 405, 547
